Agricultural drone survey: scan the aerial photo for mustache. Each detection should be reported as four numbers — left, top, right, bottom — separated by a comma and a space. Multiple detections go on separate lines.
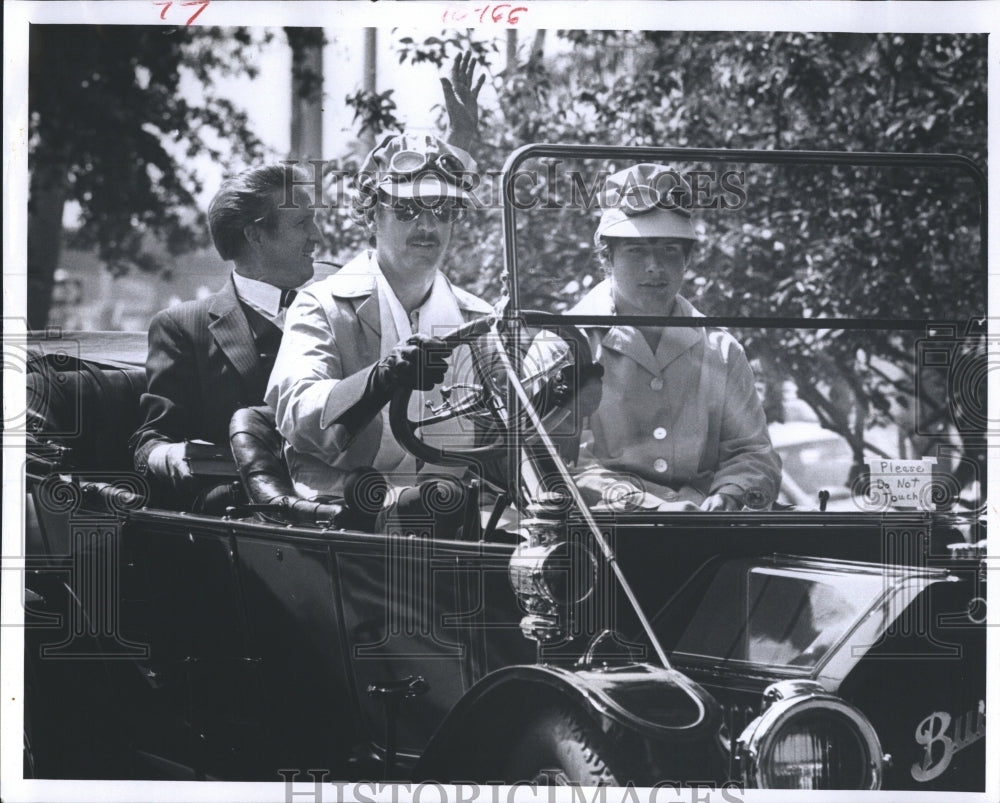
407, 234, 441, 246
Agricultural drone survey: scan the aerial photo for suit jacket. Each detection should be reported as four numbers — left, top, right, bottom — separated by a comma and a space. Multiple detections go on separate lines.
131, 277, 279, 474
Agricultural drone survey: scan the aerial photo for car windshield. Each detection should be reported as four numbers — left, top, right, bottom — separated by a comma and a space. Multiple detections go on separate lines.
657, 557, 893, 671
486, 149, 986, 515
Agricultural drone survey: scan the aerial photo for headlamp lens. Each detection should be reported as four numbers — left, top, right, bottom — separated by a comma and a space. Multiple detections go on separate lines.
765, 712, 868, 789
509, 541, 597, 608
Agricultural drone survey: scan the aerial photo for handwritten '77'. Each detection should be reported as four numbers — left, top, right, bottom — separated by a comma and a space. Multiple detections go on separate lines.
154, 1, 210, 26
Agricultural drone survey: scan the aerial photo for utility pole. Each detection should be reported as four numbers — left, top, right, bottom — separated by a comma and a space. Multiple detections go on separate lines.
362, 28, 377, 152
286, 27, 325, 161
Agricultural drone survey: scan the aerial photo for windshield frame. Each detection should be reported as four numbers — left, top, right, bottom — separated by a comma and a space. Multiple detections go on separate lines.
499, 143, 987, 320
496, 143, 988, 518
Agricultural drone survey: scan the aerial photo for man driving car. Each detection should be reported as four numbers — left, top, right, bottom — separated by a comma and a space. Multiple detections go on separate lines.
266, 134, 492, 501
130, 55, 484, 512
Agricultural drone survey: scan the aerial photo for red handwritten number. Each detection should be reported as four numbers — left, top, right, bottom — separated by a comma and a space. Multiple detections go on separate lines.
444, 4, 526, 24
180, 0, 210, 25
468, 5, 525, 24
155, 0, 209, 25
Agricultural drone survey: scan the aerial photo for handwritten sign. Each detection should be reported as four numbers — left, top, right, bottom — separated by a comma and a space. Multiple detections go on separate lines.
866, 457, 937, 510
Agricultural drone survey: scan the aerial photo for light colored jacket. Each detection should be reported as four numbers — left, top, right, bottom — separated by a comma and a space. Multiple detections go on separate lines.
571, 280, 782, 506
265, 251, 492, 498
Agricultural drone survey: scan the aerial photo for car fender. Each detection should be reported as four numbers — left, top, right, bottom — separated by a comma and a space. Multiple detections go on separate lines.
415, 662, 724, 780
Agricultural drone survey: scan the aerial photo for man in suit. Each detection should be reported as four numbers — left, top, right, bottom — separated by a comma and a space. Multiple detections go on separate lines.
130, 55, 485, 508
130, 164, 320, 506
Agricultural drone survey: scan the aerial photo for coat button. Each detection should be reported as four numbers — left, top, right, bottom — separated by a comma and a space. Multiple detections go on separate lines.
653, 427, 667, 440
650, 377, 664, 391
653, 458, 668, 473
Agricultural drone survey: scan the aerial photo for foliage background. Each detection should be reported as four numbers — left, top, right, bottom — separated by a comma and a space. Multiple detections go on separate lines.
27, 25, 270, 328
339, 30, 987, 478
28, 28, 987, 484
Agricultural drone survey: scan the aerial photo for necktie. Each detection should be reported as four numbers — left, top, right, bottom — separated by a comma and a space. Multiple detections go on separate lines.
279, 288, 298, 310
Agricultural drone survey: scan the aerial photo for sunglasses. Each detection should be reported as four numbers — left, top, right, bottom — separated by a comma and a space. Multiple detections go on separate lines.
378, 197, 466, 224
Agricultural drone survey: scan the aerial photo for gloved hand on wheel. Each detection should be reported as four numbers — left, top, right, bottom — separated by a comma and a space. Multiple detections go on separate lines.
549, 361, 605, 418
369, 333, 454, 398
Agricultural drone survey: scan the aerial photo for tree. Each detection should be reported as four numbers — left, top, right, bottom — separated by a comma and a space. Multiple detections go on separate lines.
28, 25, 270, 329
369, 30, 986, 488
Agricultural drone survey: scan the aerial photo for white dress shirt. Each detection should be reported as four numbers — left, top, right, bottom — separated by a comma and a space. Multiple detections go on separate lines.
232, 271, 287, 326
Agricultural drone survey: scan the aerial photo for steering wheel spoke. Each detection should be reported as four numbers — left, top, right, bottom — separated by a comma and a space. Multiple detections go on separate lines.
389, 314, 596, 470
414, 384, 490, 427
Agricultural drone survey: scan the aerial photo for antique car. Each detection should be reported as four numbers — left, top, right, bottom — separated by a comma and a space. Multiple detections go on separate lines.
17, 144, 988, 793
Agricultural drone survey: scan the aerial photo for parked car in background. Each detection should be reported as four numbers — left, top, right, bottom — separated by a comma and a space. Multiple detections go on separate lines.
769, 421, 858, 509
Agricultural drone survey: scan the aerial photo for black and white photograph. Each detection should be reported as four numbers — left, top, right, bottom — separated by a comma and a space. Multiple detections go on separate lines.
2, 2, 996, 801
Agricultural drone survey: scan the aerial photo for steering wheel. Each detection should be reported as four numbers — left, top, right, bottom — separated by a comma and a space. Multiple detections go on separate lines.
388, 313, 597, 469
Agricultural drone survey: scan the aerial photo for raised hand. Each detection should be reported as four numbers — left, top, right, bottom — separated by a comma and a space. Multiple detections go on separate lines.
441, 51, 486, 152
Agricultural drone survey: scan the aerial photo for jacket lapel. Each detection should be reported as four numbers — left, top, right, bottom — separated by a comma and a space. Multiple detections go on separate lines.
601, 327, 662, 376
654, 295, 704, 369
207, 277, 260, 386
328, 251, 381, 340
355, 292, 381, 340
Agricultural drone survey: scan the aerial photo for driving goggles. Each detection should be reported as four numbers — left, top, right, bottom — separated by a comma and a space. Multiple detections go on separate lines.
609, 184, 691, 217
380, 149, 475, 190
378, 196, 467, 223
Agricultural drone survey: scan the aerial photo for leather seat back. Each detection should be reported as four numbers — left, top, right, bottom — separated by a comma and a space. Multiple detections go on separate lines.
26, 359, 146, 472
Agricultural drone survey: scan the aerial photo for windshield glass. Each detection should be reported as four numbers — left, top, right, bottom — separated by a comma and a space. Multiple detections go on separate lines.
659, 557, 889, 671
496, 151, 986, 515
502, 157, 982, 320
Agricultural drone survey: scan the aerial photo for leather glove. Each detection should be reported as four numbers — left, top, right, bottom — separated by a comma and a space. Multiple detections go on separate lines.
370, 333, 453, 397
549, 361, 605, 417
334, 335, 455, 439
